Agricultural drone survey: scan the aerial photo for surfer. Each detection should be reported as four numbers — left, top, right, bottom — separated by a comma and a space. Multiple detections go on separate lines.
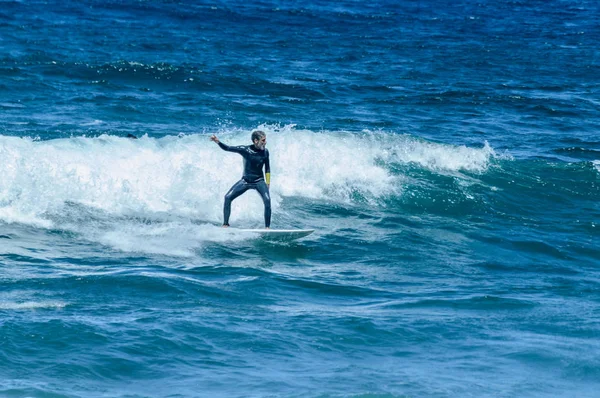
210, 130, 271, 229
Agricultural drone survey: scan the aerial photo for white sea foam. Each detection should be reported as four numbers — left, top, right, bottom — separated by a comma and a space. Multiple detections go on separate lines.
379, 136, 496, 173
0, 128, 497, 254
95, 221, 250, 257
0, 301, 67, 310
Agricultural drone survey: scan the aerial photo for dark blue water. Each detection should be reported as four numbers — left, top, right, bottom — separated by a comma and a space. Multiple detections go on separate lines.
1, 1, 599, 397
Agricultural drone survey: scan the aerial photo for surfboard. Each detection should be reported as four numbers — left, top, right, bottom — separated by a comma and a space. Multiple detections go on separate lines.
237, 228, 314, 241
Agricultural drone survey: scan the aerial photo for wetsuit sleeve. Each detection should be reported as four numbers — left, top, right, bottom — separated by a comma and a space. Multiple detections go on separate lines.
265, 149, 271, 185
218, 142, 245, 154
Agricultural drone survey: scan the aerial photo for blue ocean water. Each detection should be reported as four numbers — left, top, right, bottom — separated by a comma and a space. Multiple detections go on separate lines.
1, 0, 599, 396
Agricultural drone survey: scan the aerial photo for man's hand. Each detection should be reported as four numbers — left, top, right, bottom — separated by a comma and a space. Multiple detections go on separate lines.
210, 134, 219, 144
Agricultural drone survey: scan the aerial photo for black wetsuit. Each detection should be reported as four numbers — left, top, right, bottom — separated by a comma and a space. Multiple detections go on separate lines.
218, 142, 271, 227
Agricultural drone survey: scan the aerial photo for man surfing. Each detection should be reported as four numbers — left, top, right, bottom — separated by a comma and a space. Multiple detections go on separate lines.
210, 130, 271, 229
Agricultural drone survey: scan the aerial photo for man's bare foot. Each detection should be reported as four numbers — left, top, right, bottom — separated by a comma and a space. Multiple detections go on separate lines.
222, 224, 230, 228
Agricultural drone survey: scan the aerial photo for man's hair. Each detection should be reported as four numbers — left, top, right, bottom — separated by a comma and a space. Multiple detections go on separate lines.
251, 130, 266, 142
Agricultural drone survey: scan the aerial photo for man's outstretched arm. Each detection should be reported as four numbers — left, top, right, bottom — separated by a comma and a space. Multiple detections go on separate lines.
211, 135, 244, 154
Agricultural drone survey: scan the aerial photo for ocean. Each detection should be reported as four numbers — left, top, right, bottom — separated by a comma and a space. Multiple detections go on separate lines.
1, 0, 599, 397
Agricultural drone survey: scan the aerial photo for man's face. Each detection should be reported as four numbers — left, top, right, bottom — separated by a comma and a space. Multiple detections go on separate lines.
255, 136, 267, 150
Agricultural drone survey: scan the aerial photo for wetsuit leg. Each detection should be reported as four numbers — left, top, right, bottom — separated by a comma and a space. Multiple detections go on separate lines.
223, 179, 249, 225
255, 181, 271, 228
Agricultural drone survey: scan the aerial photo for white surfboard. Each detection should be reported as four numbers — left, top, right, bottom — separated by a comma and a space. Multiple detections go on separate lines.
238, 228, 314, 241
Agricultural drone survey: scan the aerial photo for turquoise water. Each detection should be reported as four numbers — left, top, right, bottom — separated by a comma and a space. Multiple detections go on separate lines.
1, 1, 599, 397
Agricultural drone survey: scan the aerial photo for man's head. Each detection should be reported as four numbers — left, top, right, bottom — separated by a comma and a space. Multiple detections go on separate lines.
251, 130, 267, 150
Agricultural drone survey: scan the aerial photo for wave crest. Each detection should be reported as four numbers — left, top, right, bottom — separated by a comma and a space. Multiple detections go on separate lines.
0, 127, 497, 226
